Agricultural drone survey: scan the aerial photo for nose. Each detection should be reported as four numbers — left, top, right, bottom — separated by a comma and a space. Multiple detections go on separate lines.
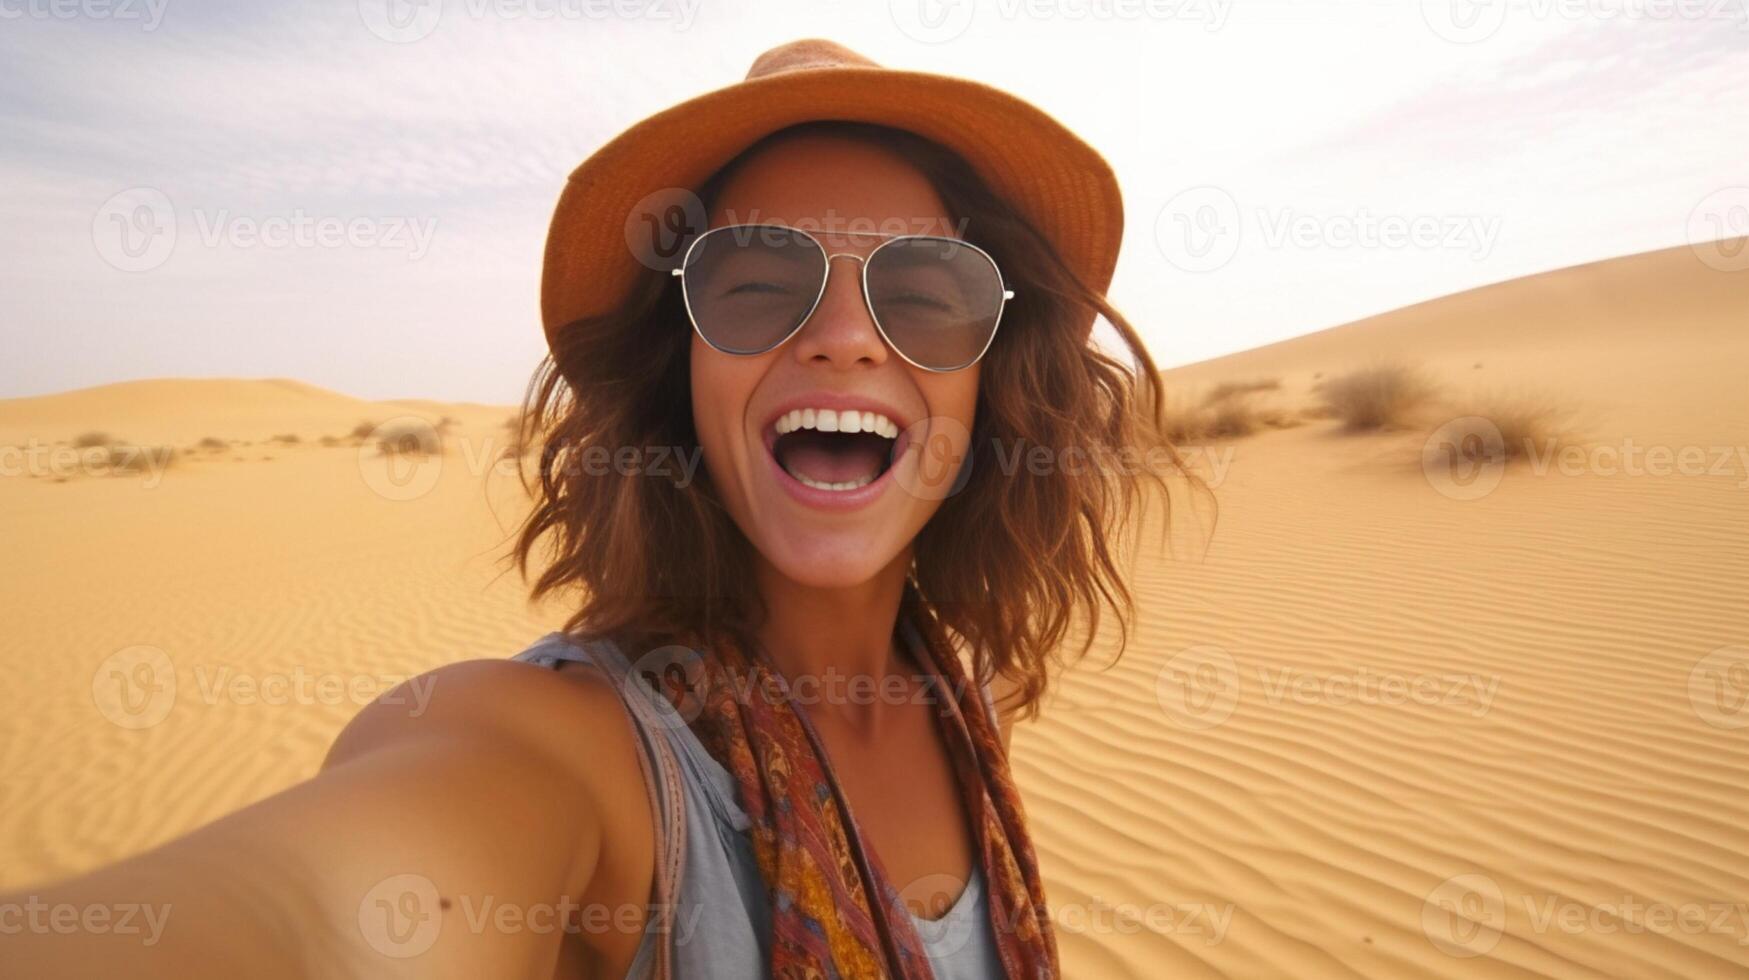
789, 253, 889, 369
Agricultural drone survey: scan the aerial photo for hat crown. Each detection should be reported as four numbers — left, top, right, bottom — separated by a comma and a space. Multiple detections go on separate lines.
745, 39, 880, 80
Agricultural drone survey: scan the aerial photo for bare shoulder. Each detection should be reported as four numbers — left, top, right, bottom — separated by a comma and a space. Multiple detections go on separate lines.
327, 655, 644, 782
325, 654, 656, 913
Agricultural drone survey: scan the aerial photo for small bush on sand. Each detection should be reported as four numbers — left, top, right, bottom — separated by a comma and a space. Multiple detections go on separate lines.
1317, 364, 1435, 432
271, 433, 300, 445
1436, 393, 1569, 463
319, 435, 343, 447
1204, 398, 1261, 440
377, 422, 441, 456
1162, 393, 1211, 445
72, 431, 112, 449
197, 436, 227, 452
1203, 378, 1281, 406
350, 420, 377, 441
1164, 391, 1266, 443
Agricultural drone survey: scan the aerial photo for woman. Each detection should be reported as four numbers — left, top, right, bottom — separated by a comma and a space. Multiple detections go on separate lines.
5, 39, 1180, 979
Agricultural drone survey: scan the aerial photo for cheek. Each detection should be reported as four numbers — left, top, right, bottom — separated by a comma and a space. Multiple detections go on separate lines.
689, 336, 760, 479
924, 364, 981, 437
911, 365, 982, 505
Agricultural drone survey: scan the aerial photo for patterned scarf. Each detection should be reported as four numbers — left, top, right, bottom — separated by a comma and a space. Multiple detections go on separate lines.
676, 593, 1059, 979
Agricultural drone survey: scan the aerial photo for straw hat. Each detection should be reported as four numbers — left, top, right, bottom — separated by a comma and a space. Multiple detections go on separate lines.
540, 38, 1123, 351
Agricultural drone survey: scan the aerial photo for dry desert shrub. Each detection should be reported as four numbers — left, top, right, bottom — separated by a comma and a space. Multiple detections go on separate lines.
1316, 363, 1436, 432
376, 422, 441, 456
1162, 392, 1212, 445
1204, 397, 1262, 440
72, 431, 112, 449
197, 436, 228, 452
1164, 390, 1263, 442
270, 433, 300, 445
1434, 392, 1570, 463
1203, 377, 1282, 406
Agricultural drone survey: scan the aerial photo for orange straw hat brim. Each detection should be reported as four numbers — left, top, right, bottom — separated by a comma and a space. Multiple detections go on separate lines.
541, 38, 1123, 352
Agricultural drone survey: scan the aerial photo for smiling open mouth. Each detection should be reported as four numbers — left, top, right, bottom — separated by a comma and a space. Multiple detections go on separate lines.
770, 408, 900, 492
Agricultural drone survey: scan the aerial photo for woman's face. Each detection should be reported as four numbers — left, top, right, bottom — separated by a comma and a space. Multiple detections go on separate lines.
690, 134, 981, 590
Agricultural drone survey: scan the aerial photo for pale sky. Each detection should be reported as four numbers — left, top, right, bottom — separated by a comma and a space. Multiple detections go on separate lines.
3, 0, 1745, 403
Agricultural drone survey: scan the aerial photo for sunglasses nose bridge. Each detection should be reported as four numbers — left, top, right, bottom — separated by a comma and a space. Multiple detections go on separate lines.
796, 251, 888, 363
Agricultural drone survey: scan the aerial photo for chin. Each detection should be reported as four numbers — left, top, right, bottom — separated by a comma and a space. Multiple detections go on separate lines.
754, 528, 906, 591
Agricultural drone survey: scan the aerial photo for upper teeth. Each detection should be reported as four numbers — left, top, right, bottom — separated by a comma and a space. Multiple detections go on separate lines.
773, 408, 900, 439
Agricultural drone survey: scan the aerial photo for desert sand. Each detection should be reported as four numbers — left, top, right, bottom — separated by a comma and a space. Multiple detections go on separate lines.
2, 241, 1746, 977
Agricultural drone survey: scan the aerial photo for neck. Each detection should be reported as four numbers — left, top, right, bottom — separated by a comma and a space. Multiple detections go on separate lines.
749, 550, 914, 687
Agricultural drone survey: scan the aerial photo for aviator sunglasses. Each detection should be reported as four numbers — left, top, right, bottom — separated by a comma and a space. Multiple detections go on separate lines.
671, 223, 1014, 373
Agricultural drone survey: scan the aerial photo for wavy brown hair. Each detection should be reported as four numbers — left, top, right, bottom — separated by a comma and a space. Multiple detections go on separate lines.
512, 121, 1194, 719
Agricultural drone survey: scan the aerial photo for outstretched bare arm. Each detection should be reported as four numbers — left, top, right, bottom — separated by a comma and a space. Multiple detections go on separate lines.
1, 658, 653, 980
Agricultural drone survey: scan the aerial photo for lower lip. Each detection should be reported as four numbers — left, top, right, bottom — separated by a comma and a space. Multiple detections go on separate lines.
763, 428, 910, 512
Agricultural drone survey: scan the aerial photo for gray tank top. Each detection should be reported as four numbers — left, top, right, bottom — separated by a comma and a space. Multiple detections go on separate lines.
513, 630, 1005, 979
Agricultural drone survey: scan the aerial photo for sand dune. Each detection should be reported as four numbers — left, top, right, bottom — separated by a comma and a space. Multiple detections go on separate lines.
2, 242, 1746, 977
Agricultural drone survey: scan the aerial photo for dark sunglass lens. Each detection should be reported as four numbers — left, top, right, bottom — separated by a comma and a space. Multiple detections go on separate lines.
682, 226, 825, 354
864, 238, 1004, 371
